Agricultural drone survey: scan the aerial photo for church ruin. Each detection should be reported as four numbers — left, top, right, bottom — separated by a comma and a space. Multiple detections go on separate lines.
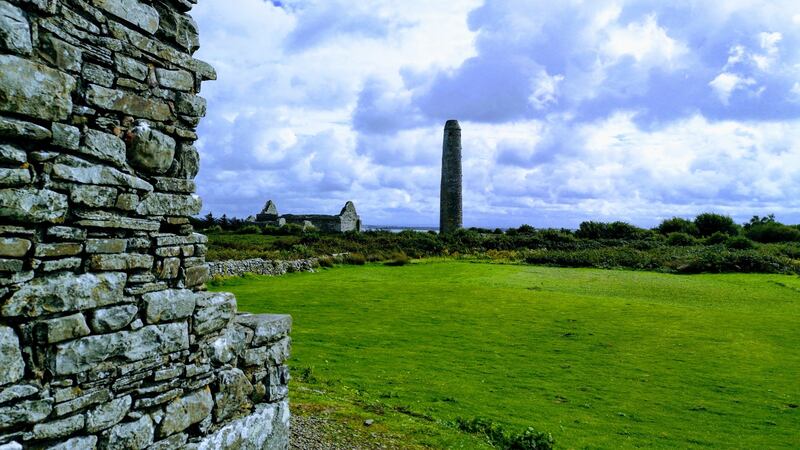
0, 1, 290, 448
252, 200, 362, 233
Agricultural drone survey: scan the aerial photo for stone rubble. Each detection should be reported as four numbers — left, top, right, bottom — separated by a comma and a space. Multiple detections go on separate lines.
0, 0, 291, 448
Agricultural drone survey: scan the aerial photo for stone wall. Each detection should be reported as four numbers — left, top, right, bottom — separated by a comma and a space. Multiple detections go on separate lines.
207, 258, 317, 279
0, 1, 290, 448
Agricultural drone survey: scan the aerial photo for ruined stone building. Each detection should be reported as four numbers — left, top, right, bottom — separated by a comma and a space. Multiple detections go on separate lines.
0, 1, 290, 448
253, 200, 362, 233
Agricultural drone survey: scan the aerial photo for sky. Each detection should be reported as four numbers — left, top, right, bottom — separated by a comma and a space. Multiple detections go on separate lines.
192, 0, 800, 228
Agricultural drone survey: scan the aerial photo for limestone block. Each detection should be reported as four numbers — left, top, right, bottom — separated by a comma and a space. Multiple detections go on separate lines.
126, 121, 176, 174
177, 92, 207, 118
89, 253, 154, 271
136, 192, 200, 216
192, 401, 290, 450
0, 188, 68, 223
51, 123, 80, 150
213, 369, 253, 423
0, 144, 25, 164
0, 116, 51, 140
0, 54, 76, 121
193, 292, 237, 336
86, 84, 170, 121
51, 158, 153, 191
155, 68, 193, 91
149, 432, 188, 450
0, 237, 30, 257
45, 436, 97, 450
82, 62, 115, 87
34, 243, 82, 258
53, 389, 110, 417
85, 238, 127, 254
82, 129, 126, 166
0, 399, 52, 430
154, 5, 199, 52
236, 314, 292, 346
156, 257, 180, 279
115, 54, 148, 80
0, 168, 31, 187
115, 192, 140, 211
0, 1, 32, 55
100, 415, 155, 450
183, 264, 209, 288
89, 304, 138, 333
143, 289, 196, 323
0, 384, 38, 404
36, 313, 90, 343
2, 272, 126, 318
91, 0, 159, 34
171, 143, 200, 179
28, 413, 84, 440
153, 177, 195, 193
38, 33, 81, 73
47, 226, 86, 241
52, 322, 189, 375
86, 395, 131, 432
0, 258, 22, 272
0, 325, 25, 386
159, 387, 212, 437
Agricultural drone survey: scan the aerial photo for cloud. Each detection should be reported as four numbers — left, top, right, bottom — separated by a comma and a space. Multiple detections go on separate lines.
192, 0, 800, 228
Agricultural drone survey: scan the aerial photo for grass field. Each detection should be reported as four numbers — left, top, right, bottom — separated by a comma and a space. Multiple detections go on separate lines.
211, 261, 800, 449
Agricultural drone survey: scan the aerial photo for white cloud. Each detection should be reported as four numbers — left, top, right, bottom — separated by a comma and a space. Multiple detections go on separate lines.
602, 15, 688, 69
528, 70, 565, 110
709, 72, 756, 104
191, 0, 800, 227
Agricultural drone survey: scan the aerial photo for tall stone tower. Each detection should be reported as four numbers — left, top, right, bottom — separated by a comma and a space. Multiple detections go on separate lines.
439, 120, 463, 234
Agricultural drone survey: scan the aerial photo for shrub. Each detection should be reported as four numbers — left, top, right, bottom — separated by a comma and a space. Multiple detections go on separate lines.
666, 232, 697, 246
657, 217, 698, 236
344, 253, 366, 265
456, 417, 554, 450
705, 232, 730, 245
385, 251, 411, 266
726, 236, 755, 250
237, 224, 262, 234
694, 213, 739, 237
576, 221, 644, 240
745, 222, 800, 243
283, 223, 305, 235
205, 225, 223, 233
317, 256, 335, 268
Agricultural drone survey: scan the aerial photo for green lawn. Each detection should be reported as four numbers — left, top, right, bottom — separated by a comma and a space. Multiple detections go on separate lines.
211, 261, 800, 449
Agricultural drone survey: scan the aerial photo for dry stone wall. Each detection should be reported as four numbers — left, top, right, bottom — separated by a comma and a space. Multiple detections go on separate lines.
0, 0, 290, 448
207, 258, 316, 279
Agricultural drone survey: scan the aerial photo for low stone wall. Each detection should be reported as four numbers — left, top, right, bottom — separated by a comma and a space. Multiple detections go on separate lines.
207, 258, 317, 278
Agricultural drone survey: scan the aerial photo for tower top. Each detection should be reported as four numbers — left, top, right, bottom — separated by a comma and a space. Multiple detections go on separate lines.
445, 119, 461, 130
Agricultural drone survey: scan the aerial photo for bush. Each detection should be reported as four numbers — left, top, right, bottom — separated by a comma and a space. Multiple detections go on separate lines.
745, 222, 800, 243
385, 251, 411, 266
456, 417, 554, 450
576, 221, 644, 240
694, 213, 739, 237
205, 225, 223, 233
237, 224, 262, 234
344, 253, 366, 265
666, 232, 697, 246
705, 231, 730, 245
317, 256, 335, 268
657, 217, 698, 236
726, 236, 755, 250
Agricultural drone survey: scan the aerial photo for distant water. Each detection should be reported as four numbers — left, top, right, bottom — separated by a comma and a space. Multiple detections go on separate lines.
363, 225, 438, 233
